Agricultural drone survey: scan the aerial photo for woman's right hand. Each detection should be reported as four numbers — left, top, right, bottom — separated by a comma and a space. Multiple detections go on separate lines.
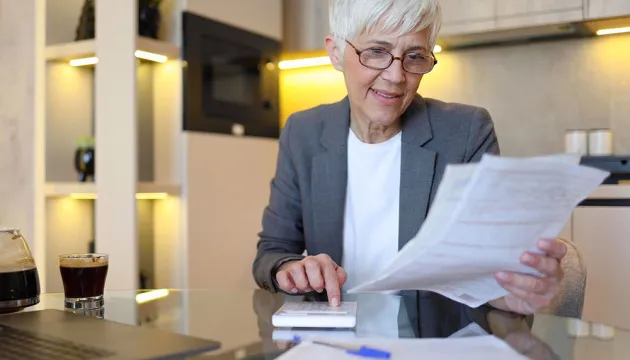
275, 254, 347, 307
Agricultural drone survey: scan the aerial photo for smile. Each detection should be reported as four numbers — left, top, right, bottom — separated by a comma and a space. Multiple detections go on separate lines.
370, 88, 403, 104
371, 89, 402, 99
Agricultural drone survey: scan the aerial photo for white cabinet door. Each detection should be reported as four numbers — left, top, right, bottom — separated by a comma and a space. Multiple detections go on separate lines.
588, 0, 630, 19
495, 0, 584, 30
439, 0, 585, 37
496, 0, 583, 16
439, 0, 496, 36
573, 207, 630, 330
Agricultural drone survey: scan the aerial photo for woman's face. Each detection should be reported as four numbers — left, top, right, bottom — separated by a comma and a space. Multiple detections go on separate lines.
327, 29, 431, 127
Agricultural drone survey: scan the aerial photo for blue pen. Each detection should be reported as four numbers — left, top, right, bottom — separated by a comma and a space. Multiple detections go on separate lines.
292, 336, 391, 359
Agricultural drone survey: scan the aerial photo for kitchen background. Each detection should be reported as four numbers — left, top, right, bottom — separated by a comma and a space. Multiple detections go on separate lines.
0, 0, 629, 338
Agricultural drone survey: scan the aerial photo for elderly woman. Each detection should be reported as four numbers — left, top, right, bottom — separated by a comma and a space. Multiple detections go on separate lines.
253, 0, 567, 317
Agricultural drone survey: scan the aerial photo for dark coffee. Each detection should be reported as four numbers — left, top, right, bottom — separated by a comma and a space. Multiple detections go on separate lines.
0, 267, 40, 302
59, 260, 108, 298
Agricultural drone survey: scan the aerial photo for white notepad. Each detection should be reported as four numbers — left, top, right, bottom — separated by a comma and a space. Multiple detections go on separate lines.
272, 302, 358, 328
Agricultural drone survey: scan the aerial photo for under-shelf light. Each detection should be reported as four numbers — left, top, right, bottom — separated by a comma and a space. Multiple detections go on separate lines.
68, 192, 169, 200
134, 50, 167, 63
279, 44, 444, 70
69, 50, 167, 67
70, 57, 99, 67
135, 192, 168, 200
136, 289, 170, 304
596, 27, 630, 36
70, 193, 98, 200
278, 56, 331, 70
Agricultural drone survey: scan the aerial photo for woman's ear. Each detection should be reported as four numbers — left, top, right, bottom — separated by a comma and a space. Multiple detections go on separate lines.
325, 35, 344, 72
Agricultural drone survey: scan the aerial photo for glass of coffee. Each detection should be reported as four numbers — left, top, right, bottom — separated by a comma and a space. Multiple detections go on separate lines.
59, 253, 108, 315
0, 228, 41, 313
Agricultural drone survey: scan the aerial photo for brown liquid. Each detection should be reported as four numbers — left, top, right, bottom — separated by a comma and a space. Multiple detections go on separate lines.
59, 265, 108, 298
0, 267, 40, 302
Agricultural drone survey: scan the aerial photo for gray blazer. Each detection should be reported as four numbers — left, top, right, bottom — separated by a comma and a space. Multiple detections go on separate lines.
253, 94, 499, 291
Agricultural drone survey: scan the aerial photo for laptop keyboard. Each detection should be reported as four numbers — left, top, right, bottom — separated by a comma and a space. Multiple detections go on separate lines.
0, 324, 116, 359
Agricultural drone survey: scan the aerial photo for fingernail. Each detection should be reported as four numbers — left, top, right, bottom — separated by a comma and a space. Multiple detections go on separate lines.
522, 253, 534, 264
331, 298, 339, 307
539, 239, 551, 249
290, 288, 298, 294
497, 272, 510, 281
316, 288, 323, 293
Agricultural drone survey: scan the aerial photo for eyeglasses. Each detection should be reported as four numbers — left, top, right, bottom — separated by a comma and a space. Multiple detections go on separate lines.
345, 40, 438, 75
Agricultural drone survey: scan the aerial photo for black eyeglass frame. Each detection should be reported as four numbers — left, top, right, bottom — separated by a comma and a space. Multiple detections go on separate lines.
345, 40, 438, 75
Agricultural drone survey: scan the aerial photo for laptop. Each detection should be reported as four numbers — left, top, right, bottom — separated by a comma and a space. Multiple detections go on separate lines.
0, 309, 221, 359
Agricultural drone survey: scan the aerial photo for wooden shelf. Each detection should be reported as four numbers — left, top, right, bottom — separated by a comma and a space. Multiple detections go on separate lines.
45, 37, 180, 62
45, 182, 180, 198
45, 39, 95, 61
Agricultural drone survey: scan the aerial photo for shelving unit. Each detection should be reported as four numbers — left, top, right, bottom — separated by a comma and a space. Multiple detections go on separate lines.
42, 0, 186, 295
45, 182, 180, 199
45, 36, 180, 63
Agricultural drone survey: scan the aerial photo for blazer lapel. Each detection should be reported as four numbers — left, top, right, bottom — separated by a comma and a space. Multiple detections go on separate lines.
399, 96, 436, 250
311, 97, 350, 266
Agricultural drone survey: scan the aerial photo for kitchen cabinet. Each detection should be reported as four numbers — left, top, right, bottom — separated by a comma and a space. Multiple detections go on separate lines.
283, 0, 330, 51
494, 0, 584, 30
572, 206, 630, 330
439, 0, 584, 36
439, 0, 496, 36
587, 0, 630, 19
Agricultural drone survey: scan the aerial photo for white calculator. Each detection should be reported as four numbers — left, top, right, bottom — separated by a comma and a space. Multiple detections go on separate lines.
271, 301, 358, 328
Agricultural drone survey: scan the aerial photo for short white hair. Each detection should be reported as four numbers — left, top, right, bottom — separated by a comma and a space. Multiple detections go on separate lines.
329, 0, 442, 51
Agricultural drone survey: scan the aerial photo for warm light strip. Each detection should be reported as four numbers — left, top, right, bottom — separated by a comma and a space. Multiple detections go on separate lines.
70, 193, 98, 200
70, 57, 99, 66
69, 193, 169, 200
596, 27, 630, 36
134, 50, 167, 63
279, 44, 444, 70
136, 289, 170, 304
278, 56, 331, 70
69, 51, 167, 67
135, 192, 169, 200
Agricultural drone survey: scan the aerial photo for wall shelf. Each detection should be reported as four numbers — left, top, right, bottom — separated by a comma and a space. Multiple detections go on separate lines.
45, 182, 180, 198
45, 36, 180, 62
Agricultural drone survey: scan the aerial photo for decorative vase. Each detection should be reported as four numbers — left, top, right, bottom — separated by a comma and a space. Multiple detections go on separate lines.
74, 0, 162, 41
138, 0, 162, 39
75, 0, 96, 41
74, 137, 95, 182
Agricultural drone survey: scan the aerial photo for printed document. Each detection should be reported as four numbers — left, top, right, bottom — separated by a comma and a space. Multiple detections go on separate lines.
348, 153, 609, 307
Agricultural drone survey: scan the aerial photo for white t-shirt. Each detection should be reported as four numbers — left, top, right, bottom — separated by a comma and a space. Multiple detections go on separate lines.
342, 129, 402, 337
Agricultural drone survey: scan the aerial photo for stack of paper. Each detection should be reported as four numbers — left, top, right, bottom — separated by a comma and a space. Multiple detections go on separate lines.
348, 153, 609, 307
276, 335, 530, 359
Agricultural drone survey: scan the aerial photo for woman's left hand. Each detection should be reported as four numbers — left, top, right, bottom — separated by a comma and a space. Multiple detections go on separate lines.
489, 238, 567, 315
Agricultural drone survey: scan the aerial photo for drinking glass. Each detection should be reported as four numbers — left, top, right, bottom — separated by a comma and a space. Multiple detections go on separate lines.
0, 228, 41, 313
59, 253, 108, 317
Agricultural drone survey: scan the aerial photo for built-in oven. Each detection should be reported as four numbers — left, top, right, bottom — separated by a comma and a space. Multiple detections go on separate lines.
182, 11, 281, 138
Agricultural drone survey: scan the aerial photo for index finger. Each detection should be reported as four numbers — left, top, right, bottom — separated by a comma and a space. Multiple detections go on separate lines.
321, 261, 341, 307
538, 239, 566, 260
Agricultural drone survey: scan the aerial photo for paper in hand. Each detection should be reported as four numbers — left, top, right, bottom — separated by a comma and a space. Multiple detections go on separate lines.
348, 153, 609, 307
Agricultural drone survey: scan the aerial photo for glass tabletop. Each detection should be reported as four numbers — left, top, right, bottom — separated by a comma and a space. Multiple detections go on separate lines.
27, 289, 629, 359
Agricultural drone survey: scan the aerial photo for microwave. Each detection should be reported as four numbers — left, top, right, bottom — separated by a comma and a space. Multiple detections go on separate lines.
182, 12, 281, 138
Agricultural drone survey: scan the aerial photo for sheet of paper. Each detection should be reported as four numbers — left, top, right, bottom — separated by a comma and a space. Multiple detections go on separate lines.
448, 322, 489, 338
275, 335, 530, 360
348, 153, 609, 307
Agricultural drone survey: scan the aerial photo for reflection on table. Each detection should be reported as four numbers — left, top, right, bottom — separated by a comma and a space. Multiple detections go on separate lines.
29, 289, 630, 360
